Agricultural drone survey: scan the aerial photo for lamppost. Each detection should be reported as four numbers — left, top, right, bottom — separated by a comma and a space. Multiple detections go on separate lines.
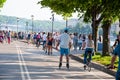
26, 21, 28, 33
31, 15, 34, 33
66, 19, 68, 28
51, 13, 54, 34
17, 17, 19, 33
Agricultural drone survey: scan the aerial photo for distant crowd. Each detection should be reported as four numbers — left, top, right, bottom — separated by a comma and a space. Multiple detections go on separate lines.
0, 30, 103, 52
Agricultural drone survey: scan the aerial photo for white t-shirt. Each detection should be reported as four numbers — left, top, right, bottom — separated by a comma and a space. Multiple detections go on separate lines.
40, 33, 43, 38
42, 34, 47, 41
59, 33, 71, 48
86, 39, 94, 48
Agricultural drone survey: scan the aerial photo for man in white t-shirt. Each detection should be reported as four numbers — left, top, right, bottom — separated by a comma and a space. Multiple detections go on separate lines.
57, 29, 71, 69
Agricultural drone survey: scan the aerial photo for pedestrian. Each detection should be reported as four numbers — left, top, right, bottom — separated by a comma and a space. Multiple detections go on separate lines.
0, 31, 4, 43
14, 32, 17, 40
55, 32, 60, 50
78, 34, 82, 50
81, 34, 86, 50
36, 33, 41, 47
73, 33, 78, 51
57, 29, 71, 69
7, 31, 11, 44
42, 32, 47, 51
69, 34, 73, 50
47, 33, 53, 55
108, 34, 120, 80
27, 33, 31, 45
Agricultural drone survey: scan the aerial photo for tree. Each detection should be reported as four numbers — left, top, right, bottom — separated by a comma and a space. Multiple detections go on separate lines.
39, 0, 120, 56
100, 0, 120, 56
0, 0, 6, 8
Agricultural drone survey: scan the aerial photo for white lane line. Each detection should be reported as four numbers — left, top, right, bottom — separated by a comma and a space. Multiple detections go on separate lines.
16, 45, 25, 80
18, 46, 31, 80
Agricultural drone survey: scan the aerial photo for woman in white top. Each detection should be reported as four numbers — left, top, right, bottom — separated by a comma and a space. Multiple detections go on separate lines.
84, 34, 94, 66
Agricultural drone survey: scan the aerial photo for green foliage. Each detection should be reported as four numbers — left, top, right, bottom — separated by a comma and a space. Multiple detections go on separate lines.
39, 0, 74, 18
95, 52, 101, 55
39, 0, 120, 25
0, 0, 6, 8
92, 54, 119, 70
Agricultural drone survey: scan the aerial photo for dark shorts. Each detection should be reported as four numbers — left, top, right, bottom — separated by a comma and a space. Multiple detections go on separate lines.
113, 44, 120, 56
14, 36, 17, 38
48, 41, 52, 46
37, 38, 40, 42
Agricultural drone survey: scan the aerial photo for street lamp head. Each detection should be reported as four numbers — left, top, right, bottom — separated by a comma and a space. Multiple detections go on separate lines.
52, 14, 54, 21
17, 17, 20, 22
52, 13, 54, 16
31, 15, 34, 18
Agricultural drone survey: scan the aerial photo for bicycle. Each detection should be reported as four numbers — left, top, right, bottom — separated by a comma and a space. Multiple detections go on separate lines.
84, 58, 92, 72
84, 51, 92, 72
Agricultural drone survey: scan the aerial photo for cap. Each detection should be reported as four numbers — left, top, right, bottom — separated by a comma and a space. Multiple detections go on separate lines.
64, 28, 68, 33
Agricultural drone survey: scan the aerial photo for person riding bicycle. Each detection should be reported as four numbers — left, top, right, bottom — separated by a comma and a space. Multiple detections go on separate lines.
108, 34, 120, 80
83, 34, 94, 67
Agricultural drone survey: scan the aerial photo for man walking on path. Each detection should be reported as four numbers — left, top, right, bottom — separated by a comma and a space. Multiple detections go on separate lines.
57, 29, 71, 69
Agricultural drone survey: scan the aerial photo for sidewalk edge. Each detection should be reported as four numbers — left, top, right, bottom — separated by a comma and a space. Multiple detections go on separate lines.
69, 54, 116, 77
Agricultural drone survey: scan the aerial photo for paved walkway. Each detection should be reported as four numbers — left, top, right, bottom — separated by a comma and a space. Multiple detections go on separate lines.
0, 41, 115, 80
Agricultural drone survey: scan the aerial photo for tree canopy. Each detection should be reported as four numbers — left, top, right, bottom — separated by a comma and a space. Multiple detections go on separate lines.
0, 0, 6, 8
39, 0, 120, 22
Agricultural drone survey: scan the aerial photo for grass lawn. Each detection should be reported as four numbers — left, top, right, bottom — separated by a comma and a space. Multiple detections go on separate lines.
92, 53, 119, 70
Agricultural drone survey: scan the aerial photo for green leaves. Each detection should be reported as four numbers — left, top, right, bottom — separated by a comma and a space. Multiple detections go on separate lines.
0, 0, 6, 8
39, 0, 120, 23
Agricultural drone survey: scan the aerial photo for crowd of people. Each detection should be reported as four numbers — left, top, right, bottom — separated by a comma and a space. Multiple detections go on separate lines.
0, 29, 120, 80
0, 30, 12, 44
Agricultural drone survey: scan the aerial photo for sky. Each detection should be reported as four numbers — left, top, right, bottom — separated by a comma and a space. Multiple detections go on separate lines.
0, 0, 78, 20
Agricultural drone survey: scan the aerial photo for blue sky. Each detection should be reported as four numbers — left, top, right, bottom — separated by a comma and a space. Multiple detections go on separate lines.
0, 0, 78, 20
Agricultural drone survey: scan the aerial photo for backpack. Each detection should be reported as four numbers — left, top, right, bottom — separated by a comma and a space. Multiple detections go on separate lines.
37, 34, 40, 39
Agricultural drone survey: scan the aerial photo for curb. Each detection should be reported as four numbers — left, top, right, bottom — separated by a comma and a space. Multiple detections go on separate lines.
69, 54, 116, 77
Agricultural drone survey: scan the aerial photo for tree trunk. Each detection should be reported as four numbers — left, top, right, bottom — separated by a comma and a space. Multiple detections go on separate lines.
91, 5, 103, 52
92, 23, 95, 40
119, 18, 120, 35
91, 18, 99, 52
94, 26, 98, 52
119, 18, 120, 28
102, 20, 111, 56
